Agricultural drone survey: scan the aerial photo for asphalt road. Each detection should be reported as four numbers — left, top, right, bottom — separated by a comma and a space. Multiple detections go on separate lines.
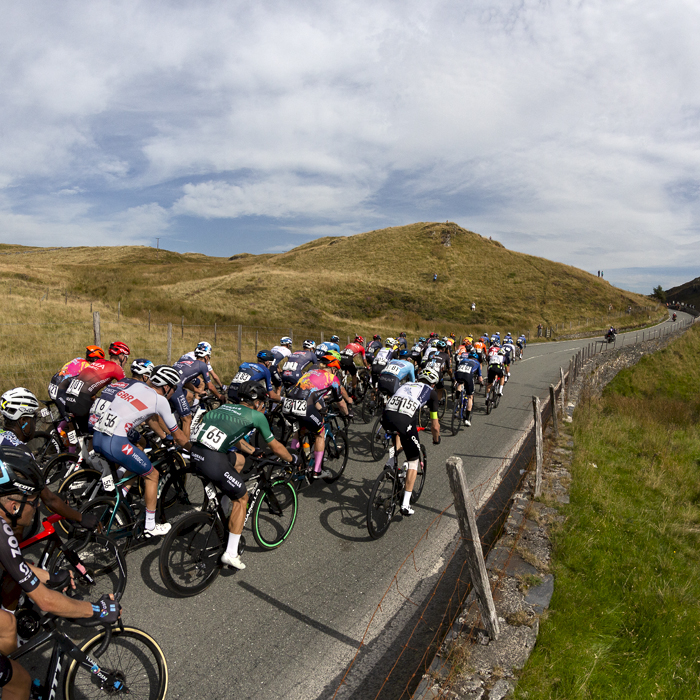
113, 313, 682, 700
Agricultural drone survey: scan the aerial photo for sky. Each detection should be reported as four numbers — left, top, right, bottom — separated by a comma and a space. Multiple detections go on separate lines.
2, 0, 700, 294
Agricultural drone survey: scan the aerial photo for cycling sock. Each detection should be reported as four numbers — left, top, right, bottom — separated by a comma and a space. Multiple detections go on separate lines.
313, 450, 324, 473
145, 509, 156, 530
466, 410, 472, 420
387, 446, 396, 468
290, 438, 300, 451
402, 490, 412, 509
226, 532, 241, 557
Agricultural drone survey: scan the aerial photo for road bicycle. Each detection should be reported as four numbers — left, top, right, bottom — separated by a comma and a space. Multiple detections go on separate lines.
158, 455, 297, 597
485, 382, 502, 415
9, 613, 167, 699
366, 438, 428, 539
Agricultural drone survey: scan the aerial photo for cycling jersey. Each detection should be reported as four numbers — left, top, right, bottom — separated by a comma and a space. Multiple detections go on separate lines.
228, 363, 280, 402
517, 335, 526, 347
58, 360, 125, 399
456, 357, 482, 379
0, 513, 41, 605
489, 353, 505, 368
372, 347, 396, 373
421, 346, 439, 365
380, 360, 416, 383
397, 337, 408, 349
315, 342, 340, 358
173, 358, 210, 387
342, 343, 366, 360
193, 404, 275, 452
365, 340, 382, 361
384, 382, 438, 423
0, 431, 27, 450
48, 357, 90, 400
280, 351, 318, 386
283, 369, 343, 434
180, 352, 214, 373
271, 345, 292, 365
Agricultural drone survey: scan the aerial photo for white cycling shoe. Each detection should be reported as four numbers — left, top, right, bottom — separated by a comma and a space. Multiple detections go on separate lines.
400, 505, 415, 517
144, 522, 171, 538
221, 552, 246, 570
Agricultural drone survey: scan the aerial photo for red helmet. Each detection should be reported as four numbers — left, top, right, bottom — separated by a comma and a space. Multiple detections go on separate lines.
85, 345, 105, 361
355, 335, 364, 344
109, 341, 131, 357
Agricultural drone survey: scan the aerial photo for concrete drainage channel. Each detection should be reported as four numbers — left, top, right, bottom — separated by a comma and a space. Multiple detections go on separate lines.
411, 320, 695, 700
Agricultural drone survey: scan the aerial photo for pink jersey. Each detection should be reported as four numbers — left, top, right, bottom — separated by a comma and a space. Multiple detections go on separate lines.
297, 368, 342, 393
59, 357, 90, 378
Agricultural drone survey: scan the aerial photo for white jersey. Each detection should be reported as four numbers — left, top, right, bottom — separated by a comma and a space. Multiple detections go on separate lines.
181, 352, 213, 372
422, 346, 439, 363
89, 379, 178, 438
271, 346, 292, 360
373, 347, 394, 368
488, 354, 505, 368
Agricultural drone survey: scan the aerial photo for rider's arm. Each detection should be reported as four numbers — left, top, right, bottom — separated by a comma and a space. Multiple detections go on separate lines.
235, 439, 256, 456
40, 487, 84, 525
27, 583, 94, 618
171, 427, 191, 451
206, 380, 223, 401
268, 438, 293, 462
146, 415, 168, 440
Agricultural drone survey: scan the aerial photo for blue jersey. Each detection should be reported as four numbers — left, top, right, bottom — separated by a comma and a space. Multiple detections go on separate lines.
173, 358, 210, 387
456, 357, 482, 379
0, 430, 27, 451
517, 335, 526, 347
380, 359, 416, 383
316, 342, 340, 358
230, 362, 275, 391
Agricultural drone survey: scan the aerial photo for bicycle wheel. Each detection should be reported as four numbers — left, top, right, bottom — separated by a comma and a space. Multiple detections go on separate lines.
80, 496, 137, 547
367, 469, 398, 539
485, 390, 493, 415
55, 468, 102, 534
360, 391, 377, 423
159, 510, 225, 597
418, 405, 430, 429
450, 392, 462, 436
323, 429, 348, 483
411, 445, 427, 504
157, 468, 206, 522
252, 478, 298, 549
65, 626, 168, 700
370, 416, 389, 462
438, 394, 446, 420
27, 431, 62, 466
355, 370, 370, 401
269, 410, 290, 444
494, 390, 501, 409
47, 533, 127, 602
42, 453, 81, 492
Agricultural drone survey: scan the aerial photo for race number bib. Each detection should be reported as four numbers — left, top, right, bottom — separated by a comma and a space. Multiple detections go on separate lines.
387, 395, 419, 417
374, 357, 387, 366
385, 364, 402, 376
284, 362, 298, 373
98, 412, 119, 436
233, 371, 252, 383
342, 349, 354, 357
67, 379, 84, 397
48, 384, 58, 400
197, 425, 227, 451
283, 398, 308, 416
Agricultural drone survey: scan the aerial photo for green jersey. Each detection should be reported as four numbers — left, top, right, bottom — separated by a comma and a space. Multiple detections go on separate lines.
193, 404, 274, 453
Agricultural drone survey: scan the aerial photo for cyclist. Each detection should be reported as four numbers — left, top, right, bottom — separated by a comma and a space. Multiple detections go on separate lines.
228, 350, 282, 403
90, 365, 191, 538
486, 347, 507, 402
502, 336, 516, 377
280, 341, 319, 389
378, 351, 416, 397
284, 351, 353, 480
191, 381, 297, 570
397, 332, 408, 350
340, 335, 370, 395
0, 388, 99, 536
271, 337, 293, 365
180, 341, 224, 388
47, 346, 99, 401
409, 338, 426, 365
371, 338, 399, 387
365, 335, 383, 363
516, 334, 527, 358
454, 351, 483, 426
0, 447, 121, 700
130, 358, 154, 381
381, 367, 440, 516
55, 341, 130, 436
425, 339, 452, 404
316, 335, 341, 358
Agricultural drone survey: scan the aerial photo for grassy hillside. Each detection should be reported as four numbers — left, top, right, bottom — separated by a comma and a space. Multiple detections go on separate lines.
0, 222, 659, 337
666, 277, 700, 308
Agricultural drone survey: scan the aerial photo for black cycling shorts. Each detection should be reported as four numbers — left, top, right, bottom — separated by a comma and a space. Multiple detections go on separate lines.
454, 371, 475, 396
283, 403, 325, 436
340, 357, 357, 376
487, 366, 505, 383
378, 374, 400, 397
381, 411, 421, 461
191, 445, 246, 500
0, 653, 12, 687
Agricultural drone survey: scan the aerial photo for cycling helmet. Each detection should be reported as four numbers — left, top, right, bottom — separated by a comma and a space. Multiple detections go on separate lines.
450, 332, 456, 339
150, 365, 181, 389
196, 341, 213, 355
418, 367, 440, 385
373, 335, 381, 341
468, 351, 480, 360
491, 341, 501, 348
465, 336, 473, 344
398, 349, 409, 359
130, 358, 154, 377
320, 353, 341, 369
194, 347, 210, 359
302, 339, 316, 350
257, 350, 275, 363
1, 388, 39, 421
436, 340, 447, 350
280, 336, 293, 347
418, 337, 427, 343
330, 335, 340, 343
238, 381, 268, 403
354, 335, 364, 344
85, 345, 105, 361
109, 341, 130, 357
0, 447, 43, 497
399, 332, 407, 337
385, 337, 396, 348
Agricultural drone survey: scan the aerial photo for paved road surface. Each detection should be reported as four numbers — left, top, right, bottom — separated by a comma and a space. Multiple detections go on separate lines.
112, 314, 682, 700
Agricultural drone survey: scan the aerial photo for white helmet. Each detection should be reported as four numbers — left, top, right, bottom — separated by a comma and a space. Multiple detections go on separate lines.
280, 336, 293, 347
1, 388, 39, 421
150, 365, 181, 389
302, 339, 316, 350
418, 367, 440, 385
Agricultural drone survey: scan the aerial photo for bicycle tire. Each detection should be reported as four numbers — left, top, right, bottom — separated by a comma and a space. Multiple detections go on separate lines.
450, 391, 463, 436
157, 468, 206, 522
54, 468, 102, 534
485, 389, 493, 415
47, 532, 127, 603
65, 626, 168, 700
370, 416, 389, 462
159, 510, 225, 597
367, 469, 398, 539
355, 369, 370, 401
494, 391, 501, 409
42, 453, 81, 492
27, 431, 62, 466
360, 392, 377, 423
252, 478, 298, 549
323, 429, 349, 483
411, 445, 427, 504
438, 395, 446, 420
269, 410, 290, 445
80, 496, 137, 548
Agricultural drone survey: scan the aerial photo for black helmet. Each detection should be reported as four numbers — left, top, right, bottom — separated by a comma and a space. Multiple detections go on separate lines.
257, 350, 275, 363
238, 381, 268, 403
0, 447, 43, 498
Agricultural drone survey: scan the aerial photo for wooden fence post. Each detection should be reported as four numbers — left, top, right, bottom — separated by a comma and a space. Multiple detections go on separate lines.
255, 330, 258, 355
567, 359, 573, 398
90, 301, 93, 313
93, 312, 101, 347
167, 323, 172, 364
117, 301, 120, 321
238, 325, 242, 363
321, 331, 324, 344
65, 290, 68, 305
550, 384, 559, 438
148, 310, 151, 332
214, 323, 217, 345
533, 397, 543, 497
181, 316, 184, 339
445, 456, 500, 640
559, 367, 565, 415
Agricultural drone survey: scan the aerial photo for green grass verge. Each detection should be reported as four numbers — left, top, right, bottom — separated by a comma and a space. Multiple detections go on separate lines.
516, 324, 700, 699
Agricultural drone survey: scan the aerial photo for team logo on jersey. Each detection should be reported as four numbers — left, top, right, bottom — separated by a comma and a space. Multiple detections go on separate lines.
124, 422, 133, 433
112, 382, 129, 389
121, 444, 134, 456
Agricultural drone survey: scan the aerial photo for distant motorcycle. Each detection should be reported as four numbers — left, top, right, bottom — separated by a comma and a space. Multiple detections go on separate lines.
672, 313, 677, 321
605, 329, 617, 344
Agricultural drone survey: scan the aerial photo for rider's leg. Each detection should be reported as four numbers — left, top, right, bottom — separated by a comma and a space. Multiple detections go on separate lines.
0, 657, 31, 700
313, 431, 325, 474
